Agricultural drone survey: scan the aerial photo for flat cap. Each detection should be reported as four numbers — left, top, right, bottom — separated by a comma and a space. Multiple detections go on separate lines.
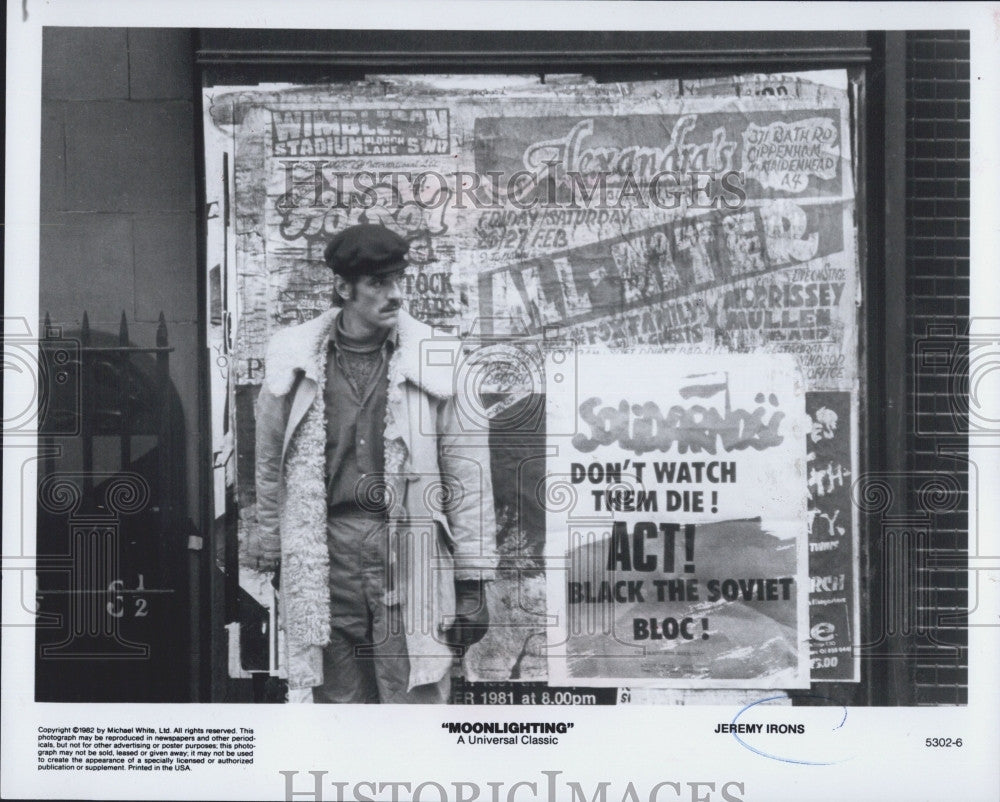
323, 224, 409, 278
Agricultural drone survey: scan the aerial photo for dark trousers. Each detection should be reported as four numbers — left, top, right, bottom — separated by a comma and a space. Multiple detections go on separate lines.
312, 510, 450, 703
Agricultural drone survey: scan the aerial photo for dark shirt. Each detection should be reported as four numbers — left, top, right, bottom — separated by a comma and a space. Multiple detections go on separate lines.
324, 318, 392, 513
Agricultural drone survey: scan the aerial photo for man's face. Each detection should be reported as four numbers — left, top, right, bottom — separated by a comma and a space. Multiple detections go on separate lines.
339, 269, 405, 332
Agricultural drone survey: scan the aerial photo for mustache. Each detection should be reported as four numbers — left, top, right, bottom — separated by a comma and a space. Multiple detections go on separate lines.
381, 302, 402, 312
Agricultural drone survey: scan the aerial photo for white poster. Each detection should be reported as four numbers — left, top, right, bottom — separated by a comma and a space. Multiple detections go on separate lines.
545, 353, 809, 687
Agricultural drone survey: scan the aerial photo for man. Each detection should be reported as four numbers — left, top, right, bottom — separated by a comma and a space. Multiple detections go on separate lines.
246, 224, 496, 703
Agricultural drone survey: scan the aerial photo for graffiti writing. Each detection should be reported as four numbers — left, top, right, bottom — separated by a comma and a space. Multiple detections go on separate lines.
273, 163, 451, 260
572, 395, 786, 455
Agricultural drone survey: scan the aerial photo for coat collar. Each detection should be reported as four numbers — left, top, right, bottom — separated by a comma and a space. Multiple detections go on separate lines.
263, 307, 456, 399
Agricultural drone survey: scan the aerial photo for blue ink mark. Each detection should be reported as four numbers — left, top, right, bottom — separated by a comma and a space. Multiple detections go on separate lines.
730, 693, 850, 766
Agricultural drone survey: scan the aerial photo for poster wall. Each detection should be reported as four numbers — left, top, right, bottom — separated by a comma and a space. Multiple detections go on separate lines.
202, 68, 862, 697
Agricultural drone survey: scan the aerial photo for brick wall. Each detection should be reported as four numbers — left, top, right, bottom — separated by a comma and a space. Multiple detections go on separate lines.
905, 30, 970, 705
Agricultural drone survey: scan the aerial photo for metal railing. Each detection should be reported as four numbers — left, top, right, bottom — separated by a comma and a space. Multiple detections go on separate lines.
35, 310, 188, 702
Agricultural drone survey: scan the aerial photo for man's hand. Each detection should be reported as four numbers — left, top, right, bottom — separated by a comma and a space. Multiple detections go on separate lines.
258, 555, 281, 575
238, 534, 280, 587
446, 580, 490, 651
240, 517, 281, 575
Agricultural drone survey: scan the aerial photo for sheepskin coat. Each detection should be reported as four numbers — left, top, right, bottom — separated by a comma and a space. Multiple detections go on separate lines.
250, 307, 496, 691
